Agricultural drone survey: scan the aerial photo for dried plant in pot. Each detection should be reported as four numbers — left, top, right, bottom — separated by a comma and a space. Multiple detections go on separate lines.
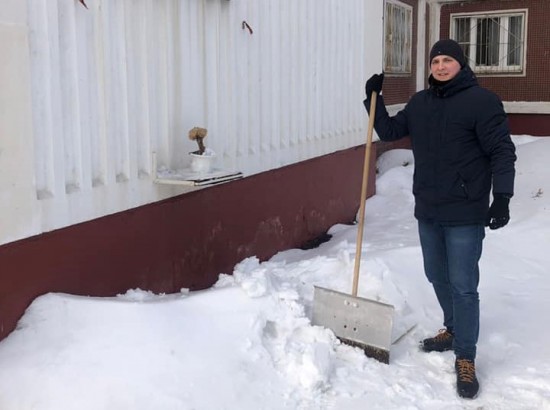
188, 127, 216, 173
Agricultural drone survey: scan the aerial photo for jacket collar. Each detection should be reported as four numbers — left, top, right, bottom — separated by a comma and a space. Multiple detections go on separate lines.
428, 65, 478, 98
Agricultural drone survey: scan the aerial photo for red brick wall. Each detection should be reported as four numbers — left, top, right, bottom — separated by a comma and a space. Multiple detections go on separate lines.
440, 0, 550, 102
383, 0, 419, 105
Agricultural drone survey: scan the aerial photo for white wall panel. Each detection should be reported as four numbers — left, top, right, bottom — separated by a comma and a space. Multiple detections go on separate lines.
0, 16, 39, 244
0, 0, 384, 245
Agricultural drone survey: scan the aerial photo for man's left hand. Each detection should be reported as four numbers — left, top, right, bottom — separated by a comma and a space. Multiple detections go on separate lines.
365, 73, 384, 97
485, 194, 511, 230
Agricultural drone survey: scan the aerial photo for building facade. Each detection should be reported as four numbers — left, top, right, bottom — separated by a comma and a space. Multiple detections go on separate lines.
0, 0, 547, 341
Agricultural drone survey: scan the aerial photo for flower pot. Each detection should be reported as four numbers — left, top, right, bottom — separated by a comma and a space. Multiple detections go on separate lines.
189, 151, 216, 173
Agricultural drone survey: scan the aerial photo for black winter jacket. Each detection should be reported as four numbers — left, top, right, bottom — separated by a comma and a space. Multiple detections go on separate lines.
364, 65, 516, 225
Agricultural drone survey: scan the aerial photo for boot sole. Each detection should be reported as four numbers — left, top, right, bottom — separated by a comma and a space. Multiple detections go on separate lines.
419, 343, 454, 353
457, 387, 479, 399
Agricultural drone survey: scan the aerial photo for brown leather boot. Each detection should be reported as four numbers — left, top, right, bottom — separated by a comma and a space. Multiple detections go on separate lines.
455, 358, 480, 399
420, 329, 454, 352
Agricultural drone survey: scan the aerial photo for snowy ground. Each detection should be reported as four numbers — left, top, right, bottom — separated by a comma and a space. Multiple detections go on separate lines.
0, 136, 549, 410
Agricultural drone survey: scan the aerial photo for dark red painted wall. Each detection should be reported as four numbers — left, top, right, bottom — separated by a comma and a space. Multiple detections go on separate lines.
0, 145, 376, 340
508, 114, 550, 136
373, 114, 549, 160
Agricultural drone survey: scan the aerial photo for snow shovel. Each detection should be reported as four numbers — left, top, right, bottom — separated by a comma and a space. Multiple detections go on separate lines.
312, 91, 395, 364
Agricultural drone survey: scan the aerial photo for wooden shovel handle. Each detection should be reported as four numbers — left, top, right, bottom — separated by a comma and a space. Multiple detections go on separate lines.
352, 91, 377, 297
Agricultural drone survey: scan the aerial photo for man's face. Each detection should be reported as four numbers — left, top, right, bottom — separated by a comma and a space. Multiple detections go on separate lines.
430, 55, 461, 82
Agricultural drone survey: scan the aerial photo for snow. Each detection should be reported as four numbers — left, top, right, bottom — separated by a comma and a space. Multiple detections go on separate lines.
1, 135, 549, 409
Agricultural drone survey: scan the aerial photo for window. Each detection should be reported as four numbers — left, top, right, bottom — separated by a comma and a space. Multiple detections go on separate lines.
384, 0, 413, 74
451, 10, 526, 75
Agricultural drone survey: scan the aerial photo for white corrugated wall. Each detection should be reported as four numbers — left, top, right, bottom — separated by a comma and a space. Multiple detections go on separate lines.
0, 0, 384, 245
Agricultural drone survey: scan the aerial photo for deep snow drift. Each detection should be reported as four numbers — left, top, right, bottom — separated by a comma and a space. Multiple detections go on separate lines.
0, 136, 549, 410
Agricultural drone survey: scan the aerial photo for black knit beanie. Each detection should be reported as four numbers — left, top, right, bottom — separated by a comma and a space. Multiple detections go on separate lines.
429, 39, 466, 67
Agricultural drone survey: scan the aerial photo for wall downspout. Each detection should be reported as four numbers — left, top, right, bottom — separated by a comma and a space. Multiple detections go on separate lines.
416, 0, 427, 91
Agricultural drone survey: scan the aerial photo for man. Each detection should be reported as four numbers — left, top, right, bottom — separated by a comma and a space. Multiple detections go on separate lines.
364, 39, 516, 399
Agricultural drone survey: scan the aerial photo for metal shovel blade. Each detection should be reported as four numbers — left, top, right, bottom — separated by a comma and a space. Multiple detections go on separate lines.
312, 286, 394, 364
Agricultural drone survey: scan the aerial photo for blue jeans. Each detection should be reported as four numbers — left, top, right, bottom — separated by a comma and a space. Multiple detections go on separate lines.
418, 220, 485, 360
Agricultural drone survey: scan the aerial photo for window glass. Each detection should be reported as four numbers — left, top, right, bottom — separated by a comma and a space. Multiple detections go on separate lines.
384, 1, 412, 74
476, 17, 500, 66
451, 11, 526, 75
508, 16, 522, 66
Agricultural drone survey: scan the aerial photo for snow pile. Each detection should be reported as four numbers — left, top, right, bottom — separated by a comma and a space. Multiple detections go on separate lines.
0, 136, 549, 409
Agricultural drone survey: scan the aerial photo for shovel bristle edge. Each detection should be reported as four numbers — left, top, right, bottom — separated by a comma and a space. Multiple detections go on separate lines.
338, 337, 390, 364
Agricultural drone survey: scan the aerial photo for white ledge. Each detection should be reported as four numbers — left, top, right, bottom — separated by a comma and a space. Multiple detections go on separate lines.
386, 101, 550, 116
502, 102, 550, 114
152, 152, 243, 187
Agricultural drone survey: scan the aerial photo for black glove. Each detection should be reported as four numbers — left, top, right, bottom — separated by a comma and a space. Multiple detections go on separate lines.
485, 194, 511, 230
365, 73, 384, 97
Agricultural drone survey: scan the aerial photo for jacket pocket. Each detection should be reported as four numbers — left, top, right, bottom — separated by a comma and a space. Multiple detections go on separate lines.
446, 173, 469, 200
458, 168, 491, 200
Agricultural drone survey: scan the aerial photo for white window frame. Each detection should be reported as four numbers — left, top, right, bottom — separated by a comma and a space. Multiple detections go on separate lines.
384, 0, 413, 75
450, 9, 528, 76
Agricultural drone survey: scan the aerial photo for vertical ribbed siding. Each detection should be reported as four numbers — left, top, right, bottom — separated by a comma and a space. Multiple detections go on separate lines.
26, 0, 376, 234
27, 0, 55, 199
